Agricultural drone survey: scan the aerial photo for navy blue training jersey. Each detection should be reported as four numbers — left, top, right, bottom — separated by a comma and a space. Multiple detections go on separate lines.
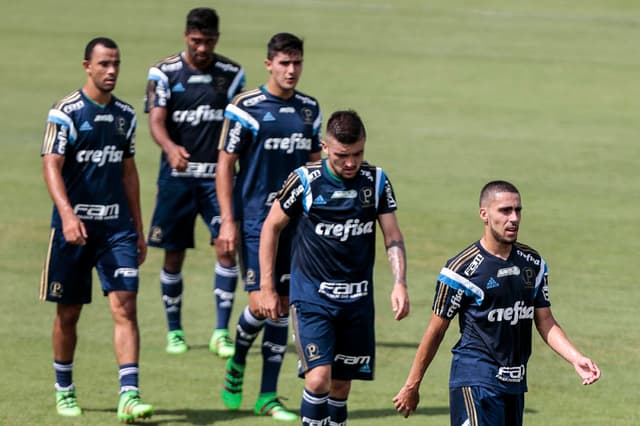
277, 160, 398, 306
41, 89, 136, 231
218, 86, 322, 232
433, 241, 551, 394
145, 52, 245, 179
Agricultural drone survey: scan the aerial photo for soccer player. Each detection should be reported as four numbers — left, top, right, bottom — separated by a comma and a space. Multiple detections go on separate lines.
40, 37, 153, 422
259, 110, 410, 426
217, 32, 322, 421
145, 7, 245, 356
393, 180, 601, 425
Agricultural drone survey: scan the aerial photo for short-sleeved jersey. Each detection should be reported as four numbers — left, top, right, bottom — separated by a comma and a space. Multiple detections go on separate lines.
41, 89, 136, 231
433, 241, 551, 394
218, 86, 322, 232
145, 52, 245, 180
277, 160, 398, 307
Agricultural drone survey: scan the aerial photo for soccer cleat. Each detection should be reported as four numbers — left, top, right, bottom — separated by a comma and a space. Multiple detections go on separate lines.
117, 390, 153, 423
221, 358, 244, 410
56, 388, 82, 417
166, 330, 188, 354
254, 393, 298, 421
209, 329, 235, 358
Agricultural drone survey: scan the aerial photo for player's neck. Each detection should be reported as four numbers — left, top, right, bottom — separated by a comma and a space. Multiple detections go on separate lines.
82, 85, 112, 106
264, 81, 295, 100
479, 237, 512, 260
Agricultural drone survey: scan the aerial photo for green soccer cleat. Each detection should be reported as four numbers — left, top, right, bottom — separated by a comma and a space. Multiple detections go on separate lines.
166, 330, 188, 354
254, 393, 298, 421
56, 388, 82, 417
209, 329, 235, 358
221, 358, 244, 410
117, 390, 153, 423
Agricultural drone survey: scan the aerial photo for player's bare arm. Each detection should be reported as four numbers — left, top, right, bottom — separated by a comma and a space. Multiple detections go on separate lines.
258, 201, 290, 320
122, 157, 146, 265
148, 106, 190, 171
379, 212, 409, 320
534, 307, 601, 385
393, 313, 451, 418
216, 150, 239, 255
42, 153, 87, 245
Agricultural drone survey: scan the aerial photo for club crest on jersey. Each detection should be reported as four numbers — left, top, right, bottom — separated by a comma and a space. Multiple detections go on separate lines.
302, 108, 314, 124
359, 187, 373, 207
116, 116, 127, 135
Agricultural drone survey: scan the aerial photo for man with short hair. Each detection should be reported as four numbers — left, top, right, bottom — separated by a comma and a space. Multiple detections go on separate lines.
217, 32, 322, 421
41, 37, 153, 422
393, 180, 601, 425
259, 109, 410, 426
145, 7, 245, 356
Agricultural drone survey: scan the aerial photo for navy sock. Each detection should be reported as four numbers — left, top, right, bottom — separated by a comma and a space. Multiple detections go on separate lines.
214, 263, 238, 330
259, 316, 288, 394
301, 388, 329, 426
328, 397, 348, 425
232, 306, 265, 365
160, 269, 183, 331
119, 363, 139, 394
53, 360, 73, 389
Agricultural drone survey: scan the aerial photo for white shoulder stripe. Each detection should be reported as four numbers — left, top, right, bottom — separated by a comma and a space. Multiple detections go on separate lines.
226, 103, 260, 134
48, 109, 77, 143
439, 267, 485, 301
147, 67, 168, 85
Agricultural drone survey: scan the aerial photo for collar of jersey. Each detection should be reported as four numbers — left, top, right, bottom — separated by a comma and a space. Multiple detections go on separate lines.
323, 159, 343, 183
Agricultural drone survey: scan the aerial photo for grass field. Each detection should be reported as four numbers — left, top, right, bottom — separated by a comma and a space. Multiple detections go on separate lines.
1, 0, 639, 424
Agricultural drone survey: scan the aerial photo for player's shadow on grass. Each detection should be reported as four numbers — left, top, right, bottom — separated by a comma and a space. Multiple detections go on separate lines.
87, 406, 452, 424
85, 407, 257, 425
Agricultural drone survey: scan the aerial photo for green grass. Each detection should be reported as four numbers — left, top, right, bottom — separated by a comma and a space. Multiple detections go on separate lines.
1, 0, 639, 424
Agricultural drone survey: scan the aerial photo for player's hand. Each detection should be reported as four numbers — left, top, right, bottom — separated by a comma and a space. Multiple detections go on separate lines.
573, 356, 601, 385
167, 144, 190, 172
392, 385, 419, 418
391, 282, 410, 320
61, 213, 88, 245
259, 286, 280, 321
136, 234, 147, 265
218, 220, 237, 255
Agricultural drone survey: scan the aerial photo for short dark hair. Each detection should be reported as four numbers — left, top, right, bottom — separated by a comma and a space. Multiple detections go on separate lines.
186, 7, 219, 35
84, 37, 118, 61
267, 32, 303, 60
326, 110, 367, 145
479, 180, 520, 207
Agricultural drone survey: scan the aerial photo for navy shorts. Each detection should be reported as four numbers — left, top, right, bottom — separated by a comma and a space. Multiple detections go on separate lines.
291, 301, 375, 381
239, 223, 293, 294
147, 177, 221, 250
40, 227, 140, 304
449, 386, 524, 426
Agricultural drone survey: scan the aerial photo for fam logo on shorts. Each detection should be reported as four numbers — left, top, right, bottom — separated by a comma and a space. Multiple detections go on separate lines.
50, 281, 63, 298
305, 343, 321, 362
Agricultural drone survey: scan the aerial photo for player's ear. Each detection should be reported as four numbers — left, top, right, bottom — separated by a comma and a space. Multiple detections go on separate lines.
321, 140, 328, 154
479, 207, 488, 224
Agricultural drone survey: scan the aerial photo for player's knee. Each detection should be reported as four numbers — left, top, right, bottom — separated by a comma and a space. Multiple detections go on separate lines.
330, 380, 351, 400
305, 366, 332, 394
56, 304, 82, 326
